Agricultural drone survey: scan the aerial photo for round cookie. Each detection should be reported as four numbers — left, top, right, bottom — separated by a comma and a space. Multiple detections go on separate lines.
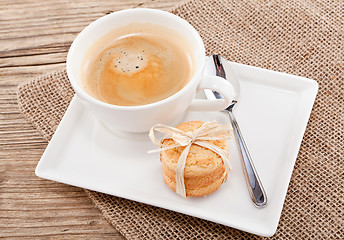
160, 121, 230, 197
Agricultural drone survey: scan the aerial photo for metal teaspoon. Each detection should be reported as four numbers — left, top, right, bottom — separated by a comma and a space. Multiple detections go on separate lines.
205, 55, 267, 208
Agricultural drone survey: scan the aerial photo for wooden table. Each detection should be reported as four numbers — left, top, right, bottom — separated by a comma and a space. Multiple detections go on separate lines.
0, 0, 183, 238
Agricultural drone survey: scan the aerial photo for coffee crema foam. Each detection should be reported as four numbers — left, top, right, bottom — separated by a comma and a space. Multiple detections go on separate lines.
82, 24, 194, 106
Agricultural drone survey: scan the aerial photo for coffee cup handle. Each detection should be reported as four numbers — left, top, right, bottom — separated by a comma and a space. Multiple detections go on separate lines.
188, 75, 234, 111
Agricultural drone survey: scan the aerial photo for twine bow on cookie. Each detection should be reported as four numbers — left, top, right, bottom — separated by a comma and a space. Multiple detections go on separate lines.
148, 121, 232, 197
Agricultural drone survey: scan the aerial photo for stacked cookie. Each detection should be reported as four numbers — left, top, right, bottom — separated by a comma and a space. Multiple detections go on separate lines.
160, 121, 230, 197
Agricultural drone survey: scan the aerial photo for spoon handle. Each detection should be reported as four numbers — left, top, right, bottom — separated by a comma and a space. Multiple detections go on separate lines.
227, 110, 267, 208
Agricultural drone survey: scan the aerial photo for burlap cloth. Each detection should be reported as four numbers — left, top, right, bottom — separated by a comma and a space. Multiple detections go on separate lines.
17, 0, 343, 239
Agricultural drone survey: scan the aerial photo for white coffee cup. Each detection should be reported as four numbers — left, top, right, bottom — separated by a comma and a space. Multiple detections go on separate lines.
67, 8, 234, 133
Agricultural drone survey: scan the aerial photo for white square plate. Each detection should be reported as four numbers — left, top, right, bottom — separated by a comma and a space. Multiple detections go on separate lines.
36, 61, 318, 237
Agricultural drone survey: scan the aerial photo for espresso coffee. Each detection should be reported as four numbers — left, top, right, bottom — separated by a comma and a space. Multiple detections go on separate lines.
82, 23, 194, 106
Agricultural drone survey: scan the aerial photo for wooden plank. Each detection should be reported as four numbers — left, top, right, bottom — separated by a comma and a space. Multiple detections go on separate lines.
0, 0, 184, 239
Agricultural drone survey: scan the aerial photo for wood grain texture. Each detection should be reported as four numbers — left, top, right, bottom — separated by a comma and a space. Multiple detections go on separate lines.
0, 0, 183, 238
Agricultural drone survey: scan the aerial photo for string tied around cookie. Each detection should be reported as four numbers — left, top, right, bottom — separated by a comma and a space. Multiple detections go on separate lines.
148, 121, 232, 197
